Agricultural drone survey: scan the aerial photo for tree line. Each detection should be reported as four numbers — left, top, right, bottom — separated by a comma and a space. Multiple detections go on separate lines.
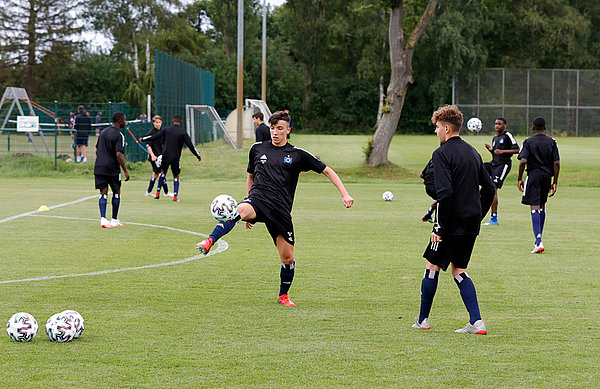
1, 0, 598, 135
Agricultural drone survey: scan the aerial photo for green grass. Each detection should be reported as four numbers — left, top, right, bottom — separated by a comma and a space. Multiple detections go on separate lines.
0, 135, 599, 387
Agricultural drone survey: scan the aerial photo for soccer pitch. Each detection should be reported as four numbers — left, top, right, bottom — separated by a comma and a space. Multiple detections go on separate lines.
1, 135, 599, 387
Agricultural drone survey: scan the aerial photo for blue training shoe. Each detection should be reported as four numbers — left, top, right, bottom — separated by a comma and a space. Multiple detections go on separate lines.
483, 218, 498, 226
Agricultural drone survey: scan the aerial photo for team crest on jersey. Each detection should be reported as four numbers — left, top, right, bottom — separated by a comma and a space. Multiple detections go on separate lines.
284, 155, 292, 164
260, 154, 267, 164
499, 139, 505, 144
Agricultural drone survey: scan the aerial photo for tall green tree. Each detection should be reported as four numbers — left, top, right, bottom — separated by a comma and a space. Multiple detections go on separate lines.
0, 0, 83, 97
367, 0, 438, 167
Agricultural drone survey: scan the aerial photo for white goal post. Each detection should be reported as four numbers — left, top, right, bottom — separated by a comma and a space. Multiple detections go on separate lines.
185, 105, 238, 149
245, 99, 271, 122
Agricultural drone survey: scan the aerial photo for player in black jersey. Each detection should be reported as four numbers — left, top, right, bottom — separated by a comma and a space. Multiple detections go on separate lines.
140, 115, 201, 202
196, 111, 354, 307
482, 118, 520, 225
252, 112, 270, 142
143, 115, 172, 198
93, 112, 130, 228
517, 116, 560, 254
412, 105, 494, 334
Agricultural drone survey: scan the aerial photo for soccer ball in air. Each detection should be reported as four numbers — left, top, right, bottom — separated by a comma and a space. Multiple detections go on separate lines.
210, 194, 239, 222
45, 313, 76, 343
6, 312, 38, 342
466, 117, 482, 132
61, 310, 85, 339
382, 191, 394, 201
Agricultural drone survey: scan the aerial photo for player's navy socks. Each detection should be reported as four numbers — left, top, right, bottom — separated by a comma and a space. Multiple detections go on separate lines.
279, 262, 295, 296
419, 269, 439, 323
156, 174, 165, 194
531, 209, 542, 245
112, 194, 120, 219
99, 194, 107, 218
173, 179, 179, 197
208, 215, 241, 242
539, 208, 546, 235
454, 272, 482, 325
147, 177, 156, 193
162, 181, 169, 194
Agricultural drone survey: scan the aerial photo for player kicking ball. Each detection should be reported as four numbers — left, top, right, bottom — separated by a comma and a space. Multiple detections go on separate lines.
94, 112, 130, 228
196, 111, 354, 306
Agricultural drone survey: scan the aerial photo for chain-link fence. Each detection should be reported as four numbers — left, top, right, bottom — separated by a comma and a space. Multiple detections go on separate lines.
454, 68, 600, 136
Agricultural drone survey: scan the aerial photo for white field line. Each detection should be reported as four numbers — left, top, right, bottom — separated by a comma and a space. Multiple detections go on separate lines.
0, 198, 228, 284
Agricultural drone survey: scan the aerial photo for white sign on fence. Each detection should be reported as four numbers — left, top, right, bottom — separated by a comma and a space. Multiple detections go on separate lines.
17, 116, 39, 132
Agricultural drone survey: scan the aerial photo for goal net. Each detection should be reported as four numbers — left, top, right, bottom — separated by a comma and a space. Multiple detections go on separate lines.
245, 99, 271, 122
186, 105, 237, 149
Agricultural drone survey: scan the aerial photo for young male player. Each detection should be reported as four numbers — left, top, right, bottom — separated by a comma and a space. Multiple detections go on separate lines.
412, 105, 494, 334
143, 115, 172, 198
73, 105, 93, 163
517, 116, 560, 254
140, 115, 201, 201
482, 118, 520, 225
196, 111, 354, 307
94, 112, 130, 228
252, 111, 270, 142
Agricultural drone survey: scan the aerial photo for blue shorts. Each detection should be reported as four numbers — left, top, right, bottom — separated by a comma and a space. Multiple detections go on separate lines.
75, 137, 89, 147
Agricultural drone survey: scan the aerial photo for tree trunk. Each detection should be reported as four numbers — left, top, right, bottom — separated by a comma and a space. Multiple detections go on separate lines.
367, 0, 438, 167
375, 9, 387, 128
26, 0, 37, 97
145, 37, 150, 73
133, 40, 140, 80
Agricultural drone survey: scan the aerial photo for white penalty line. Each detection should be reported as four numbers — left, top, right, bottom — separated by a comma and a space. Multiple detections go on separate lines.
0, 198, 228, 284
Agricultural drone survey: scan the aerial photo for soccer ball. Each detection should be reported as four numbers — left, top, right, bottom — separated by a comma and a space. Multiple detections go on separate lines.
467, 117, 482, 132
61, 310, 85, 339
45, 313, 76, 343
382, 191, 394, 201
210, 194, 239, 222
6, 312, 38, 342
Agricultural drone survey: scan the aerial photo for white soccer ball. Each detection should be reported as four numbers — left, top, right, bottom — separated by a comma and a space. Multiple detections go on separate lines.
6, 312, 38, 342
210, 194, 239, 222
61, 310, 85, 339
45, 313, 76, 343
467, 117, 482, 132
382, 191, 394, 201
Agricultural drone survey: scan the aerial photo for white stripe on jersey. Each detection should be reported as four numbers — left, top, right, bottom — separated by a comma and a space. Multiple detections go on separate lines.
120, 132, 125, 147
506, 131, 517, 145
293, 146, 321, 161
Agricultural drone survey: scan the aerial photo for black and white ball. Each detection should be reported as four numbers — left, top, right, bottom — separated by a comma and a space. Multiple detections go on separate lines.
45, 313, 76, 343
210, 194, 239, 222
382, 191, 394, 201
61, 310, 85, 339
6, 312, 38, 342
467, 117, 482, 132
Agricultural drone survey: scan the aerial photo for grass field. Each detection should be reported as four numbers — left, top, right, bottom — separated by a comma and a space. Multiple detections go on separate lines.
1, 135, 599, 387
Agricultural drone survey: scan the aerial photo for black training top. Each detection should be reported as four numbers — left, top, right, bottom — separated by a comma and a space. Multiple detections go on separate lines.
255, 123, 270, 142
518, 133, 560, 176
247, 141, 326, 213
145, 127, 164, 161
141, 124, 200, 163
74, 113, 92, 137
94, 126, 125, 176
432, 136, 495, 236
488, 131, 519, 165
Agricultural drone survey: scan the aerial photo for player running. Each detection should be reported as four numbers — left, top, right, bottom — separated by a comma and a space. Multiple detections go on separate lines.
140, 115, 201, 202
143, 115, 173, 198
94, 112, 130, 228
517, 116, 560, 254
482, 118, 520, 225
196, 111, 354, 307
412, 105, 494, 334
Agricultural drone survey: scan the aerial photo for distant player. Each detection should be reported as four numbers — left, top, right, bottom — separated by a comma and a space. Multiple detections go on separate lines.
482, 118, 520, 225
412, 105, 494, 334
195, 111, 354, 307
73, 105, 93, 163
94, 111, 130, 228
140, 115, 201, 202
252, 111, 270, 142
143, 115, 173, 198
420, 159, 437, 223
517, 116, 560, 254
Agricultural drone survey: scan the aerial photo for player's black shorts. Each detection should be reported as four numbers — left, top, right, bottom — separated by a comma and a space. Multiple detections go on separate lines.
423, 234, 477, 271
160, 160, 181, 176
484, 162, 511, 189
149, 159, 161, 174
241, 196, 294, 246
95, 174, 121, 192
75, 136, 89, 147
521, 170, 552, 206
